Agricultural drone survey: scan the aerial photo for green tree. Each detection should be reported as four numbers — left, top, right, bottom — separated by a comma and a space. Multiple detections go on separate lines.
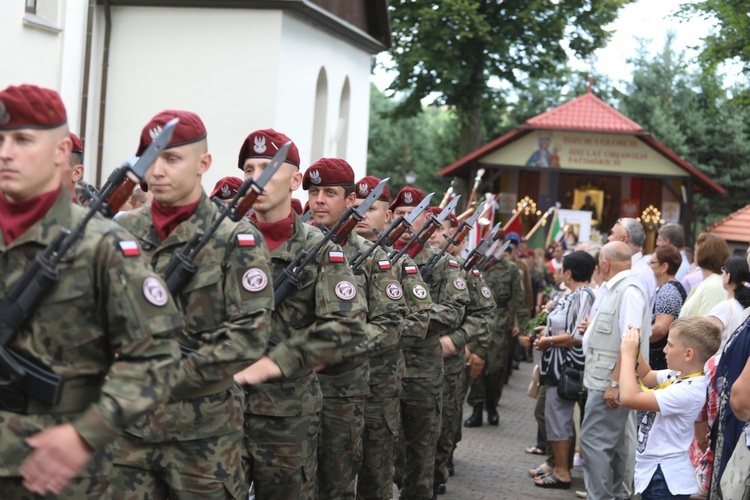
387, 0, 634, 156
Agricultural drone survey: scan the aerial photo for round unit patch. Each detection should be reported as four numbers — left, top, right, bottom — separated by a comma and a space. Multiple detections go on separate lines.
143, 277, 168, 307
481, 286, 492, 299
335, 280, 357, 301
386, 283, 403, 301
412, 284, 428, 300
453, 277, 467, 291
242, 268, 268, 293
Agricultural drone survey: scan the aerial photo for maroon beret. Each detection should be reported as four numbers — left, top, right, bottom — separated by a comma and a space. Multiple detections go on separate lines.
427, 206, 458, 228
356, 175, 390, 201
136, 110, 206, 157
0, 84, 67, 130
210, 176, 243, 200
238, 128, 300, 169
302, 158, 355, 190
291, 197, 303, 215
389, 186, 425, 212
70, 132, 83, 154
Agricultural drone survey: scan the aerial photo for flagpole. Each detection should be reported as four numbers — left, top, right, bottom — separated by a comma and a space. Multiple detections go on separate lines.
545, 207, 559, 247
503, 201, 528, 231
524, 207, 553, 241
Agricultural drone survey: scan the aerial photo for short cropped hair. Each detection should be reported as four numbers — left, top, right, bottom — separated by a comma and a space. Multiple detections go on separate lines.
562, 251, 596, 283
659, 223, 685, 248
653, 245, 682, 276
619, 218, 645, 248
69, 151, 83, 168
669, 317, 721, 363
695, 233, 729, 275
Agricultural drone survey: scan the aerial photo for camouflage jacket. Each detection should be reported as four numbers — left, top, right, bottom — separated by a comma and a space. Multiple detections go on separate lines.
0, 189, 182, 476
246, 215, 367, 417
483, 257, 530, 334
405, 247, 470, 378
443, 264, 496, 374
116, 191, 274, 441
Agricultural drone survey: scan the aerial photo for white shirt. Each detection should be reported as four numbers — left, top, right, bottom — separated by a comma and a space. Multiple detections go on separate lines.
632, 251, 656, 311
707, 299, 750, 351
675, 251, 690, 282
583, 270, 646, 354
635, 370, 707, 495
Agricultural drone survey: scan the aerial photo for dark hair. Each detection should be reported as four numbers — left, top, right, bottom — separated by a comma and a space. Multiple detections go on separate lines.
658, 223, 685, 248
725, 255, 750, 309
654, 245, 682, 276
342, 183, 356, 198
696, 233, 729, 275
562, 250, 596, 283
69, 151, 83, 168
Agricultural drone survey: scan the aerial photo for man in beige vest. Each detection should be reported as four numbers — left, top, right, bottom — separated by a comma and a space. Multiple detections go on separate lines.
580, 242, 651, 499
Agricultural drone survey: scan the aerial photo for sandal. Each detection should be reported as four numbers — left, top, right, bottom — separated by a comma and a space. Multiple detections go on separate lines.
534, 473, 571, 489
528, 464, 552, 478
525, 446, 545, 455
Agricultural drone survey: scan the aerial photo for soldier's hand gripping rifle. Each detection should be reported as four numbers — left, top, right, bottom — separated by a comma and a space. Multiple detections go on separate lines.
163, 142, 290, 296
461, 222, 501, 271
388, 196, 461, 265
272, 178, 388, 308
348, 191, 433, 272
420, 202, 485, 283
0, 120, 178, 406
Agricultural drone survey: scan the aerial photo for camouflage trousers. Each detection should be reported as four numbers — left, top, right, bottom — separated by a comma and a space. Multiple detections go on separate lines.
317, 396, 366, 500
0, 476, 108, 499
466, 331, 509, 409
394, 376, 443, 500
244, 412, 319, 500
356, 396, 400, 500
109, 429, 246, 499
434, 369, 465, 488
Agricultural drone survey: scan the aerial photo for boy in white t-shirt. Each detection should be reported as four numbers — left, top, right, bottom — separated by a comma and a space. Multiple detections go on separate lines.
619, 317, 721, 499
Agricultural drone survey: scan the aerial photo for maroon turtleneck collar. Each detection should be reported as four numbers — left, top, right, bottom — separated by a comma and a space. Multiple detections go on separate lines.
250, 209, 295, 252
151, 198, 202, 241
0, 186, 62, 245
394, 239, 424, 260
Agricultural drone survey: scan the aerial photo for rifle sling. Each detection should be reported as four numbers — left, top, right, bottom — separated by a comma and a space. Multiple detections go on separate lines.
0, 375, 102, 415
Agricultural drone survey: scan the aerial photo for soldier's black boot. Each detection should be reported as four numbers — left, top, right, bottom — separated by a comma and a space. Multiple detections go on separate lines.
464, 403, 483, 427
486, 403, 499, 426
447, 454, 455, 476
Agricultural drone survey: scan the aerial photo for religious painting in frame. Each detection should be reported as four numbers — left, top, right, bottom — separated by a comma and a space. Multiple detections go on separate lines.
573, 187, 604, 225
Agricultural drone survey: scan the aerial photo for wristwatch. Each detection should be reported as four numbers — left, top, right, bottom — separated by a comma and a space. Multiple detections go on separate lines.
610, 380, 619, 388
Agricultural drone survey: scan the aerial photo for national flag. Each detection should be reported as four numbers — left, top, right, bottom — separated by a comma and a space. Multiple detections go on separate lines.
525, 208, 552, 250
545, 209, 563, 247
404, 265, 418, 275
503, 209, 522, 237
378, 260, 391, 271
329, 251, 345, 263
237, 234, 256, 247
448, 259, 459, 268
119, 240, 140, 257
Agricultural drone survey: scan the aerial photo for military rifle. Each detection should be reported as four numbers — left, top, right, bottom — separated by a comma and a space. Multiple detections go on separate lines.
461, 222, 501, 271
479, 240, 511, 272
388, 196, 460, 265
0, 119, 178, 406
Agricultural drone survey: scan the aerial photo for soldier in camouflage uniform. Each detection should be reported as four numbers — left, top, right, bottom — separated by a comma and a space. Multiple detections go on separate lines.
301, 160, 407, 499
425, 208, 496, 495
109, 110, 274, 499
352, 176, 432, 500
0, 85, 182, 498
233, 130, 367, 500
465, 240, 529, 427
391, 187, 470, 500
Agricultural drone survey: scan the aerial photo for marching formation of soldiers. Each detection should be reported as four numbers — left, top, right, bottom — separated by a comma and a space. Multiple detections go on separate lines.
0, 84, 530, 500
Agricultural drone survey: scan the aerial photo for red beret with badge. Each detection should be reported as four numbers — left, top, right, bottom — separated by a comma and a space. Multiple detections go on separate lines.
302, 158, 355, 190
70, 132, 83, 154
136, 110, 207, 156
210, 176, 243, 201
355, 175, 390, 201
0, 84, 67, 130
389, 186, 425, 212
238, 128, 300, 169
427, 206, 458, 228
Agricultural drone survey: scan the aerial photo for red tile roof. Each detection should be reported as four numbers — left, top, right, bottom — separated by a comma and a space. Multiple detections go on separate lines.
707, 204, 750, 243
524, 91, 644, 133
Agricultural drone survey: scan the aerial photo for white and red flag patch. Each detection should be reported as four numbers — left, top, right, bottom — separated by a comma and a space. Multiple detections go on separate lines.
448, 259, 459, 267
119, 240, 140, 257
404, 265, 418, 275
237, 234, 256, 247
378, 260, 392, 271
329, 251, 345, 263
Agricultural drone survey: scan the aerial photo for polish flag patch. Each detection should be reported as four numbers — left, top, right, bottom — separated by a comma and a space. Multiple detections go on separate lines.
404, 265, 418, 275
237, 234, 256, 247
378, 260, 392, 271
448, 259, 459, 267
473, 269, 481, 277
119, 240, 140, 257
329, 251, 345, 263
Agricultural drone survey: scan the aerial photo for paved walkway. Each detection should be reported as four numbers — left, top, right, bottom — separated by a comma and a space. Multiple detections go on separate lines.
436, 355, 584, 500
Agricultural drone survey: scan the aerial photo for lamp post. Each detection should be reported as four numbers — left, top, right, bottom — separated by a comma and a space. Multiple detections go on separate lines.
405, 169, 418, 186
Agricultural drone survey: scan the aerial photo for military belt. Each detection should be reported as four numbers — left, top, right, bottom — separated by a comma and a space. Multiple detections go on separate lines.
318, 360, 361, 376
0, 376, 102, 415
173, 377, 234, 400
